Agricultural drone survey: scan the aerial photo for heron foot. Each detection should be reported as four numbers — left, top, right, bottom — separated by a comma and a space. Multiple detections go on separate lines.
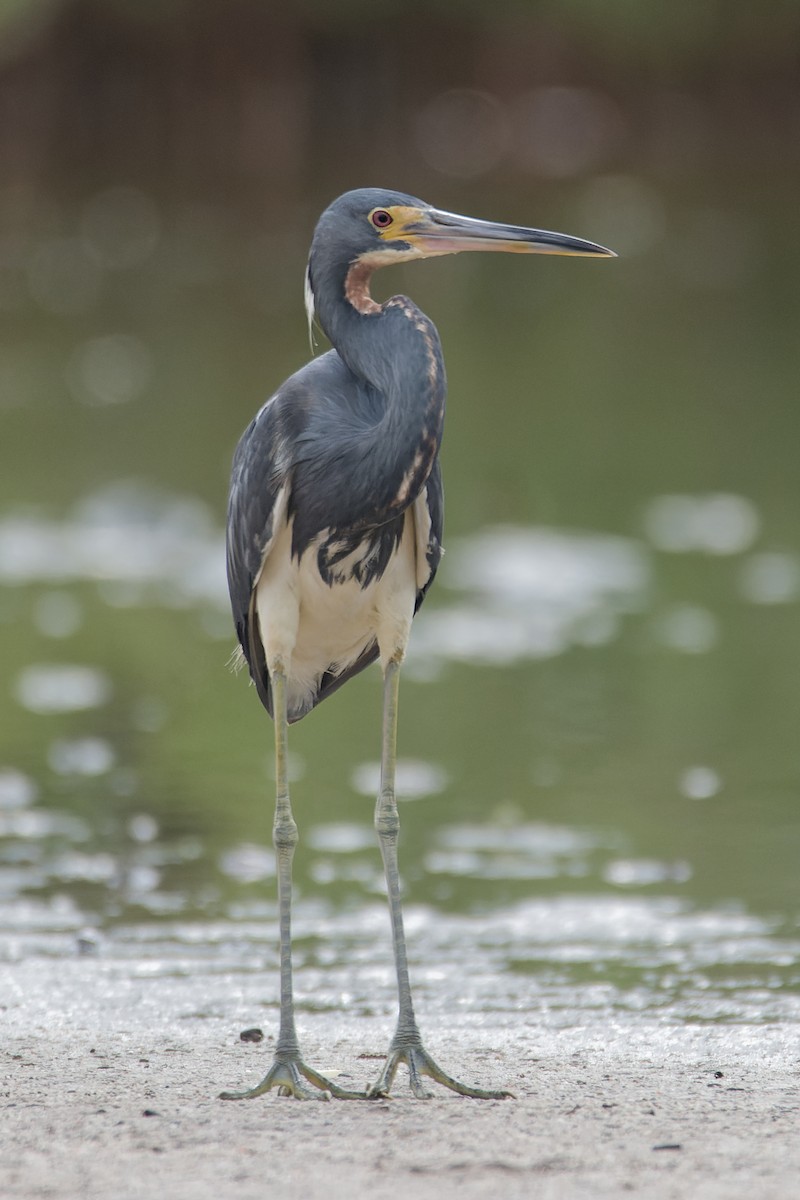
219, 1054, 366, 1101
366, 1042, 513, 1101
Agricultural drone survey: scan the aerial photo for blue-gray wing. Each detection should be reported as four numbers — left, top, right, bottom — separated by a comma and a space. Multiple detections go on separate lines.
415, 456, 443, 611
226, 351, 375, 716
226, 352, 444, 721
226, 395, 289, 716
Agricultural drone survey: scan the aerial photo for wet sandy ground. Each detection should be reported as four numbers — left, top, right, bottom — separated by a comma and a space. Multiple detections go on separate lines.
4, 1014, 798, 1200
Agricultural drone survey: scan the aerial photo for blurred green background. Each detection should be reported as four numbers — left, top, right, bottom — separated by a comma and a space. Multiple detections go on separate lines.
1, 0, 799, 1010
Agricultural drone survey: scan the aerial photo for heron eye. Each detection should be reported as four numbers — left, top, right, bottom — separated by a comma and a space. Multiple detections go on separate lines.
371, 209, 394, 229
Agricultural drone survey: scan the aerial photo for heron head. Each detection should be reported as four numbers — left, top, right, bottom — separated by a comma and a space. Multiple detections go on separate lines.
306, 188, 615, 335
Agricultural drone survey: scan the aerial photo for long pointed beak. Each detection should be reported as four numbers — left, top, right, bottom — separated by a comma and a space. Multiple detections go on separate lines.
406, 207, 615, 259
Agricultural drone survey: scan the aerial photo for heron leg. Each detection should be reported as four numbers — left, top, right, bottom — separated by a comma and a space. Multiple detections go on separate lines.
367, 659, 512, 1101
220, 669, 364, 1102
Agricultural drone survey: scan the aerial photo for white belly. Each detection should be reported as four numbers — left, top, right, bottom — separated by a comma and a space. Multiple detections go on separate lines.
254, 511, 418, 717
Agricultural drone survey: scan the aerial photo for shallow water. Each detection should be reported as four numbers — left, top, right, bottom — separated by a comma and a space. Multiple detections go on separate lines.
2, 174, 800, 1038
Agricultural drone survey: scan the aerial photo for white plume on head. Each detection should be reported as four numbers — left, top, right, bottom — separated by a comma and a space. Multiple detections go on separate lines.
304, 265, 317, 353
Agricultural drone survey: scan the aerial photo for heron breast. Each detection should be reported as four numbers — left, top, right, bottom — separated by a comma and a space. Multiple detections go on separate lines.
316, 520, 404, 590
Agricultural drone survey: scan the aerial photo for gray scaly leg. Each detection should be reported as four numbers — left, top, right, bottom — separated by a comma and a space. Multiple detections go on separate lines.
220, 669, 364, 1101
367, 660, 512, 1100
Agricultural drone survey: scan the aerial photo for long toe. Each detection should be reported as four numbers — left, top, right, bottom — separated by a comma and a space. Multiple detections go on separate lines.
368, 1043, 513, 1100
220, 1055, 365, 1101
365, 1050, 402, 1099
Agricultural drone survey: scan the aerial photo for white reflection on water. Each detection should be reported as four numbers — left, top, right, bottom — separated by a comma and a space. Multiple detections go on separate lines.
2, 796, 799, 1029
603, 858, 693, 886
14, 663, 112, 713
0, 482, 226, 605
0, 484, 783, 683
219, 842, 275, 884
0, 807, 90, 841
427, 822, 601, 881
49, 850, 118, 884
351, 759, 449, 800
412, 525, 647, 669
654, 603, 718, 654
128, 813, 159, 843
48, 736, 115, 776
5, 893, 799, 1032
679, 765, 722, 800
643, 492, 760, 554
0, 768, 37, 809
446, 526, 645, 602
0, 494, 649, 670
739, 551, 800, 605
307, 823, 375, 853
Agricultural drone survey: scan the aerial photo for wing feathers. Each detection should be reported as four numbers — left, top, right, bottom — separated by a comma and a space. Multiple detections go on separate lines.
226, 356, 444, 721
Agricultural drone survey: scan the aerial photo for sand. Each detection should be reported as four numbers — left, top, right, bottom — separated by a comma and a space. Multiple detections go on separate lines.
4, 1021, 798, 1200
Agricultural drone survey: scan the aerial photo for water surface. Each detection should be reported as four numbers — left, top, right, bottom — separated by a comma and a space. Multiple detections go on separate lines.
2, 174, 800, 1038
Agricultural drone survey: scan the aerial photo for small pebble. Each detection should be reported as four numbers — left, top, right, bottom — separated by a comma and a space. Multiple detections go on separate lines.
239, 1028, 264, 1043
76, 933, 98, 956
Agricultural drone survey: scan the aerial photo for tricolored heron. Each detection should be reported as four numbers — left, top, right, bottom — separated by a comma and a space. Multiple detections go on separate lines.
223, 188, 614, 1102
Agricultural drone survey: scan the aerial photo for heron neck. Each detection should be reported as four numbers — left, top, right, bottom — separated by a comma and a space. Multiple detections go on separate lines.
322, 289, 446, 513
325, 291, 445, 410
